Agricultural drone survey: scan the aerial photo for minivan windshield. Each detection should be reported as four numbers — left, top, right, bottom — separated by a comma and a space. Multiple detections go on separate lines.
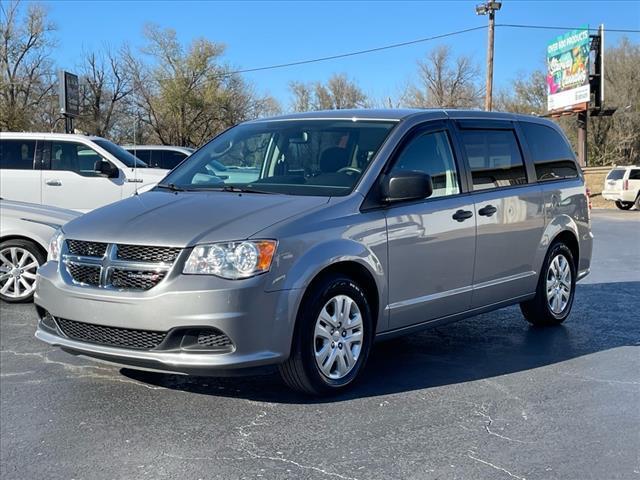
159, 119, 397, 196
93, 139, 149, 168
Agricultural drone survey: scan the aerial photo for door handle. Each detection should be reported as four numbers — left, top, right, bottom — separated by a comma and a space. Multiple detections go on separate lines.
45, 179, 62, 186
452, 209, 473, 222
478, 204, 497, 217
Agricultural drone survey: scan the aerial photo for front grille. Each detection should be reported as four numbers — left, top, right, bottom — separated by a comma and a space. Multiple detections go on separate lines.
66, 263, 101, 286
116, 244, 181, 263
62, 240, 181, 291
111, 269, 167, 291
56, 318, 167, 350
67, 240, 108, 257
197, 330, 234, 349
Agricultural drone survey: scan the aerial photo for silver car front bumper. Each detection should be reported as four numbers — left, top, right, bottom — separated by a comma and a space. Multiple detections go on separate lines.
34, 261, 301, 374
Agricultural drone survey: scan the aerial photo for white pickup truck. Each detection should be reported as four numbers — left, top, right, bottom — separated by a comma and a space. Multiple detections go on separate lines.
602, 165, 640, 210
0, 133, 168, 212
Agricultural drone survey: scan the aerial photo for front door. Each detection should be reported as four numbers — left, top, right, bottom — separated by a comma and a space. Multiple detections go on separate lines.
42, 140, 124, 212
386, 124, 476, 330
456, 127, 544, 307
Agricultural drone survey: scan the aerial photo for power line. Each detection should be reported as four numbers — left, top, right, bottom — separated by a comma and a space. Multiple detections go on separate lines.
498, 23, 640, 34
225, 25, 488, 75
220, 23, 639, 77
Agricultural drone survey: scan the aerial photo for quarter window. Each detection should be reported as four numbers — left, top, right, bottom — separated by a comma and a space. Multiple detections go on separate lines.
520, 122, 578, 181
460, 130, 527, 191
391, 130, 460, 198
0, 140, 37, 170
629, 169, 640, 180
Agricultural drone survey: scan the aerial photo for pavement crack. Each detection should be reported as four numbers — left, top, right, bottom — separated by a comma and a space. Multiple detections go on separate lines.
467, 451, 527, 480
474, 410, 532, 444
559, 371, 640, 386
235, 408, 359, 480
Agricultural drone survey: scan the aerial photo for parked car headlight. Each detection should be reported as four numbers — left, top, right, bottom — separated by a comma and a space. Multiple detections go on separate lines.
47, 229, 64, 262
183, 240, 277, 279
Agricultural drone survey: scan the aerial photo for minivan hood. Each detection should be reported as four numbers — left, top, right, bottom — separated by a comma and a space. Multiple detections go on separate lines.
62, 191, 329, 247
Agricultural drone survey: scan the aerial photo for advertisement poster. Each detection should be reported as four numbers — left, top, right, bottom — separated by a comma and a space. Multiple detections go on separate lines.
547, 27, 591, 112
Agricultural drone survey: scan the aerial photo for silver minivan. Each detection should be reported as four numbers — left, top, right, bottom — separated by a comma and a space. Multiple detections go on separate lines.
35, 109, 593, 395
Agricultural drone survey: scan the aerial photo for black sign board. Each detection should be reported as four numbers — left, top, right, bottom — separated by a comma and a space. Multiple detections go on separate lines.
59, 70, 80, 117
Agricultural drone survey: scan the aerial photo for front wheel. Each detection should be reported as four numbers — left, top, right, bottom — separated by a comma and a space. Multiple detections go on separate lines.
615, 200, 633, 210
279, 274, 374, 395
520, 242, 576, 326
0, 239, 45, 303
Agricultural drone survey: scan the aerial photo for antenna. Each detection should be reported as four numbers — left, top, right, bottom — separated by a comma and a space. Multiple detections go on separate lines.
133, 84, 139, 196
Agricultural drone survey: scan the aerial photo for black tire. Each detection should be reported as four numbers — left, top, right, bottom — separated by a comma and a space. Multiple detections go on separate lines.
635, 193, 640, 210
279, 273, 374, 396
615, 200, 633, 210
520, 242, 576, 327
0, 239, 46, 303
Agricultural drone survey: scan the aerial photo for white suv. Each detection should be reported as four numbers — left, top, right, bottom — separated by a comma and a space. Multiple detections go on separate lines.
0, 133, 169, 212
602, 165, 640, 210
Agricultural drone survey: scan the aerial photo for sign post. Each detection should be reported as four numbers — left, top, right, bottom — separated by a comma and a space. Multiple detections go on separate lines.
59, 70, 80, 133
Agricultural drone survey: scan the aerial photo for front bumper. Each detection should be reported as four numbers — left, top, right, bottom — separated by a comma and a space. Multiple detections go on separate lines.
34, 261, 301, 375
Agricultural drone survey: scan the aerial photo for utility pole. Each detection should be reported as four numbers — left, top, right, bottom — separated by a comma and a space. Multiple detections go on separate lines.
476, 1, 502, 111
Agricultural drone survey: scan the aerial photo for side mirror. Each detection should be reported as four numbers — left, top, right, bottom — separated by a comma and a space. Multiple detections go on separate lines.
382, 171, 433, 203
95, 159, 119, 179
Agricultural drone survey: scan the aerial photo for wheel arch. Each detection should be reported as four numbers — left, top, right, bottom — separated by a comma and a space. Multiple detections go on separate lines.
0, 235, 48, 257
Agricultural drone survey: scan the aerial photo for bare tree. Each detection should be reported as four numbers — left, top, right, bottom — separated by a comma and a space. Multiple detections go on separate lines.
289, 73, 368, 111
494, 70, 546, 115
0, 0, 56, 131
126, 24, 278, 147
76, 48, 132, 137
401, 45, 483, 108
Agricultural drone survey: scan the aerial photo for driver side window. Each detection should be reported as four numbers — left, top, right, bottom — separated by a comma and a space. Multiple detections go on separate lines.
391, 130, 460, 198
50, 142, 115, 177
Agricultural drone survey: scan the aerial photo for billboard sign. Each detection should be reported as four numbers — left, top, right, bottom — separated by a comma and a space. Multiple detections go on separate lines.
547, 27, 591, 112
59, 70, 80, 117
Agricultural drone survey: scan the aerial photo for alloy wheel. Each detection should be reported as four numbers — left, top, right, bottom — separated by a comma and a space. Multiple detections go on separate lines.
0, 247, 40, 300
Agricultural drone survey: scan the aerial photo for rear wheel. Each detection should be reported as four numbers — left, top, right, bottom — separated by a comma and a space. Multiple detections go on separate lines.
0, 239, 45, 303
615, 200, 633, 210
635, 193, 640, 210
279, 273, 373, 395
520, 242, 576, 326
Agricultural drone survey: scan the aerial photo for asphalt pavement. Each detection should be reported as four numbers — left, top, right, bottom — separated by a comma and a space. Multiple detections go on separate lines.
1, 209, 639, 480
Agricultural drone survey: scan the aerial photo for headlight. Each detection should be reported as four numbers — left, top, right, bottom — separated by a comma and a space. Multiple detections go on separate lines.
48, 229, 64, 262
183, 240, 277, 279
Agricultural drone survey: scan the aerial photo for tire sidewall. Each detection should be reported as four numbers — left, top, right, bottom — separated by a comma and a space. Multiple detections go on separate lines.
542, 243, 577, 321
0, 239, 45, 303
295, 275, 374, 392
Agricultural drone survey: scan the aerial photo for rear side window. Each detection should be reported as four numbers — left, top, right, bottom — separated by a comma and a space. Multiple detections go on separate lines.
460, 130, 527, 191
129, 149, 152, 165
161, 150, 187, 169
606, 169, 626, 180
520, 122, 578, 181
0, 140, 37, 169
628, 169, 640, 180
391, 130, 460, 198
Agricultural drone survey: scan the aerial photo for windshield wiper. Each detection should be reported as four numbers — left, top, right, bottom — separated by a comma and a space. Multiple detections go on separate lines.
221, 185, 277, 194
186, 185, 276, 194
156, 183, 185, 192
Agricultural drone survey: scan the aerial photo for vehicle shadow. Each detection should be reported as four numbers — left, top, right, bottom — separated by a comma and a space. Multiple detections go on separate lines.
121, 281, 640, 403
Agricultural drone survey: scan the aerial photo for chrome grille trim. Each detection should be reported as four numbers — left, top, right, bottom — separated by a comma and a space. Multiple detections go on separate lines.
61, 241, 180, 291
